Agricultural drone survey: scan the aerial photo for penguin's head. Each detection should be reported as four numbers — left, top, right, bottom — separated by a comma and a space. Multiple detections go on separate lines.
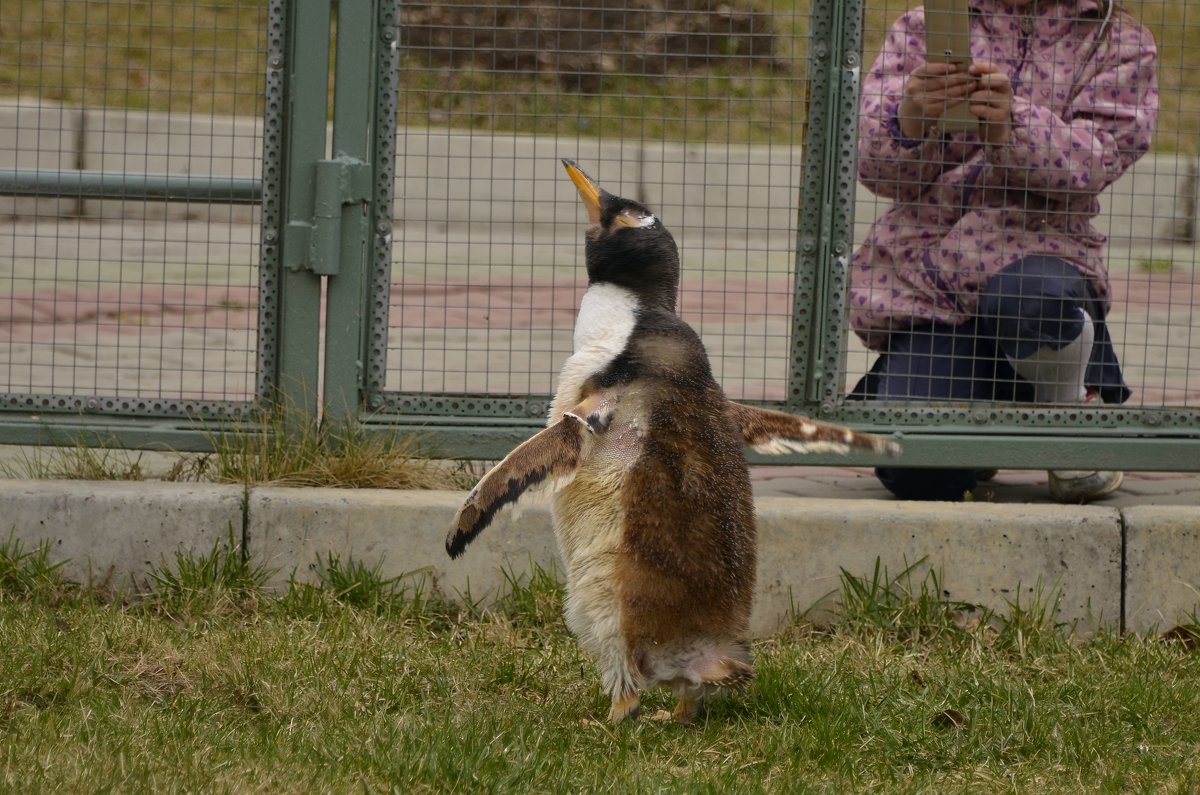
562, 159, 680, 311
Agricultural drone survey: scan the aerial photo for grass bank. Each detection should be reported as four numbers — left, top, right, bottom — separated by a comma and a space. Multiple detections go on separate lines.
2, 537, 1199, 792
1, 1, 1195, 151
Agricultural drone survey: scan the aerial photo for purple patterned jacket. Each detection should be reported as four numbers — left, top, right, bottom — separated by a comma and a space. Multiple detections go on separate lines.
850, 0, 1158, 349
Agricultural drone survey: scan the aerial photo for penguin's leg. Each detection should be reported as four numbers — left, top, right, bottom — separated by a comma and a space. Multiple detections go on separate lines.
727, 401, 901, 459
605, 656, 642, 724
671, 685, 703, 724
670, 642, 754, 724
609, 690, 641, 724
562, 552, 644, 725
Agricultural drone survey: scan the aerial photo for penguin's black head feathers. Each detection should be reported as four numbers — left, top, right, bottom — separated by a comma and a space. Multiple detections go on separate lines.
562, 160, 680, 311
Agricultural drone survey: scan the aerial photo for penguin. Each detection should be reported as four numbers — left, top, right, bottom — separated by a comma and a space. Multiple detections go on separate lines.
446, 160, 900, 724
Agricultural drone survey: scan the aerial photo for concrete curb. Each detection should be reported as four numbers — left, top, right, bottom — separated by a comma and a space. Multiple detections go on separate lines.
1, 480, 1196, 635
1, 480, 243, 590
1124, 506, 1200, 633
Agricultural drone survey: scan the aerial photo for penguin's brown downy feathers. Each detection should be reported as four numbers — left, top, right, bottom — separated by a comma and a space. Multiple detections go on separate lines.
727, 402, 901, 459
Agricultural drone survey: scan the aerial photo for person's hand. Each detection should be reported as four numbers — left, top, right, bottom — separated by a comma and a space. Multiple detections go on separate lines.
896, 62, 977, 139
967, 61, 1013, 145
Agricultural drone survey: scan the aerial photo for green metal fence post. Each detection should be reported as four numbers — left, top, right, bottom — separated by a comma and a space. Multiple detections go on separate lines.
272, 0, 333, 433
813, 0, 865, 413
322, 0, 376, 429
322, 0, 400, 429
362, 0, 402, 424
790, 0, 860, 413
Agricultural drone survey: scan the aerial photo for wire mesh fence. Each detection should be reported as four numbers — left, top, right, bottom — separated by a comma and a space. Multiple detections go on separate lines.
0, 0, 1197, 464
0, 1, 267, 415
384, 1, 813, 411
382, 0, 1200, 430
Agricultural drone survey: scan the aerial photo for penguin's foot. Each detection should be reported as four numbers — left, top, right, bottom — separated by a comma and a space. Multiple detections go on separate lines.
672, 696, 701, 724
609, 693, 641, 724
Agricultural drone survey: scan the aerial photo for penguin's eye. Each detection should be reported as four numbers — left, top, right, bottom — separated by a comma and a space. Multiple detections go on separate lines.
613, 210, 656, 229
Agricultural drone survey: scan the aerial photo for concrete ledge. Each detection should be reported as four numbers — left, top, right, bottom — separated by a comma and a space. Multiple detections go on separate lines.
249, 488, 559, 604
0, 480, 244, 589
756, 497, 1122, 634
0, 480, 1161, 635
1124, 506, 1200, 634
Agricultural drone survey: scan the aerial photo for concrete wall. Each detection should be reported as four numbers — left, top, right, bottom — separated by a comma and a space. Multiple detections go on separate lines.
2, 98, 1194, 247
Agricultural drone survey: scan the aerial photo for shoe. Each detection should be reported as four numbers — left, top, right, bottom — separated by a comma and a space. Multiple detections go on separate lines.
1047, 390, 1122, 503
1048, 469, 1124, 503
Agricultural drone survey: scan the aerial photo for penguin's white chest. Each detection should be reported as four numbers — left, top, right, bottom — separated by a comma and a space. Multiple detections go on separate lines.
545, 284, 642, 666
549, 283, 639, 424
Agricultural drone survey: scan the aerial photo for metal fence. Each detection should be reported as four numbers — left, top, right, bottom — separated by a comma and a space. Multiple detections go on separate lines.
1, 0, 1197, 470
0, 0, 272, 446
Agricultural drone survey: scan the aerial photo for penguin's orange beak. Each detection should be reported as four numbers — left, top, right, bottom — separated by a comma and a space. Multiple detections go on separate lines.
562, 159, 602, 225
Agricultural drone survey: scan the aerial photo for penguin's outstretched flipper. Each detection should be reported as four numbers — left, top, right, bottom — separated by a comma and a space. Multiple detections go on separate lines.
446, 393, 614, 559
726, 402, 901, 459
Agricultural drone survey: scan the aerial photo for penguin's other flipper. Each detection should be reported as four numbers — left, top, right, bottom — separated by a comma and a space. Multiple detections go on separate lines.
446, 394, 613, 559
726, 402, 901, 459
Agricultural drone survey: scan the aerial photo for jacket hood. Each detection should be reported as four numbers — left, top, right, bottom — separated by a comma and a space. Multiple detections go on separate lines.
967, 0, 1103, 11
966, 0, 1108, 31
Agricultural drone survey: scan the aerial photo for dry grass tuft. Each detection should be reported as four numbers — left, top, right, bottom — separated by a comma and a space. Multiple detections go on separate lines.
176, 412, 480, 490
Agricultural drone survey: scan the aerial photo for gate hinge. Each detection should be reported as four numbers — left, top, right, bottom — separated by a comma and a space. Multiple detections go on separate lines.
283, 156, 372, 275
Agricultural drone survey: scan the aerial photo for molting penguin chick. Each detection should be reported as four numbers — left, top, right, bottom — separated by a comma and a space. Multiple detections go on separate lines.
447, 160, 901, 725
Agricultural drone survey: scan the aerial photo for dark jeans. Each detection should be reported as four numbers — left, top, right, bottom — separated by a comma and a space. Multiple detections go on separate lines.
849, 255, 1129, 501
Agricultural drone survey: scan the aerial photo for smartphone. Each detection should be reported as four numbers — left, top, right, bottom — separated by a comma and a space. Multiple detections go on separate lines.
922, 0, 977, 132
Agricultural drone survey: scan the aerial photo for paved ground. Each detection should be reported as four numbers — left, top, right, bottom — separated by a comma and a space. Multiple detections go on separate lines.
748, 464, 1200, 507
2, 217, 1199, 405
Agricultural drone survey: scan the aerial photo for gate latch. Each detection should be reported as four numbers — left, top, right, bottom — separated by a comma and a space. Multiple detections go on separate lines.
283, 156, 372, 276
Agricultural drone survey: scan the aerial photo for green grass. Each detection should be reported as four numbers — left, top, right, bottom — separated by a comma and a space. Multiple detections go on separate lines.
305, 550, 435, 616
0, 0, 268, 116
2, 0, 1196, 150
0, 531, 71, 603
141, 525, 272, 615
830, 557, 985, 644
2, 541, 1200, 791
1138, 257, 1176, 273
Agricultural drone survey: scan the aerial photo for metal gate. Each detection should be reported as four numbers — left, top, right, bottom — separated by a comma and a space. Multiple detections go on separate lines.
0, 0, 399, 450
2, 0, 1197, 472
